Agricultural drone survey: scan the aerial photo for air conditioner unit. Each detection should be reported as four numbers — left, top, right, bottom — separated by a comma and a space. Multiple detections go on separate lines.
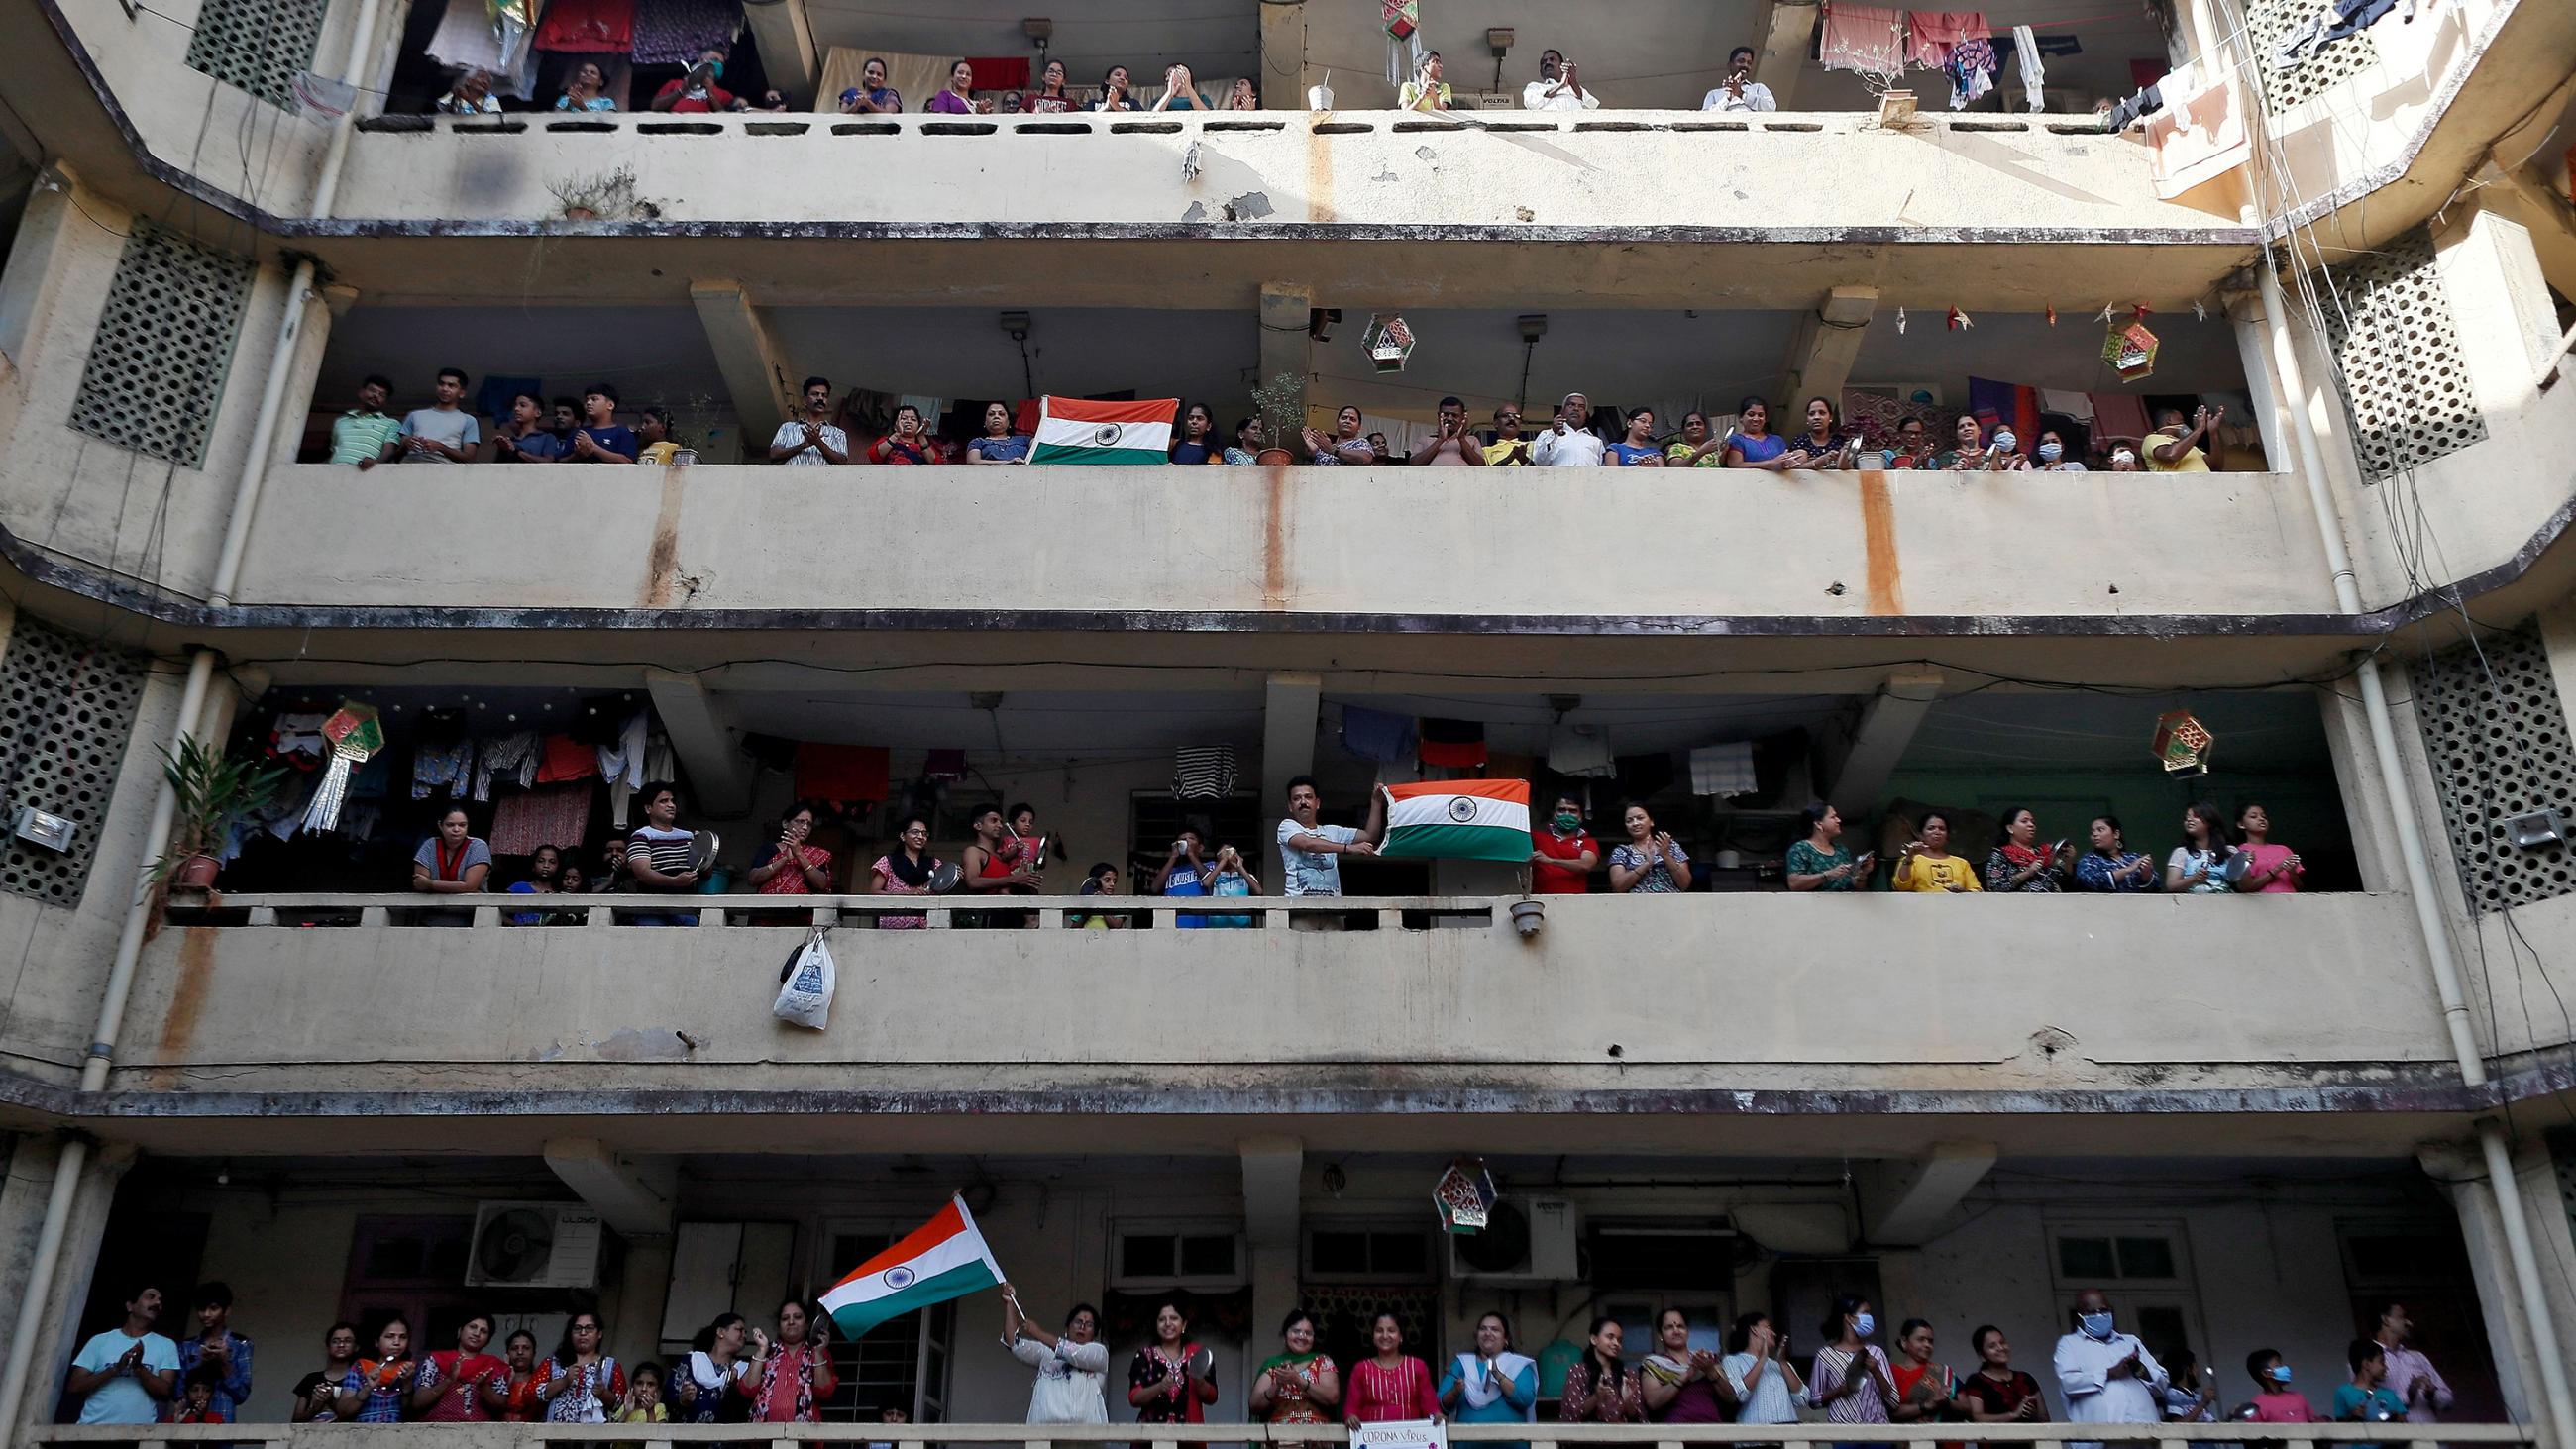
1449, 1197, 1579, 1282
465, 1201, 606, 1289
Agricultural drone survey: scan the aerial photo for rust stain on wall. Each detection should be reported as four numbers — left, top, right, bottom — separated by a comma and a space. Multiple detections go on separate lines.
1858, 469, 1907, 616
1306, 119, 1336, 223
641, 464, 688, 606
1263, 464, 1292, 609
147, 928, 219, 1089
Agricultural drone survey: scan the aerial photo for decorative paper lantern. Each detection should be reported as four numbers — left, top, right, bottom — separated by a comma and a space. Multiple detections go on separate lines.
2152, 709, 2215, 777
1383, 0, 1420, 40
1363, 313, 1417, 373
300, 702, 386, 833
1432, 1155, 1496, 1234
2102, 320, 2160, 381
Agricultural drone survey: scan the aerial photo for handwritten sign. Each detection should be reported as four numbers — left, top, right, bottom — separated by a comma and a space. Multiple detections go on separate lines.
1353, 1418, 1448, 1449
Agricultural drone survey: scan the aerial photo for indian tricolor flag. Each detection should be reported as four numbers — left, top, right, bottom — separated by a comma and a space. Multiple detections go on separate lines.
1376, 779, 1532, 862
821, 1195, 1006, 1341
1028, 396, 1177, 465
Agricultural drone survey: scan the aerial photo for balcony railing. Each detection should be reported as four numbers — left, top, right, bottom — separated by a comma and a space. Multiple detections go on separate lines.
31, 1418, 2550, 1448
127, 890, 2460, 1095
225, 466, 2336, 624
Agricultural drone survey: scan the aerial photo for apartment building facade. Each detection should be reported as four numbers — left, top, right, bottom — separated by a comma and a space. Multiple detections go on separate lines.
0, 0, 2572, 1441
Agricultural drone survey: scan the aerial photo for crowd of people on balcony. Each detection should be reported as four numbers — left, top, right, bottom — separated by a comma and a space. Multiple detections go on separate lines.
327, 372, 2226, 474
75, 1276, 2461, 1432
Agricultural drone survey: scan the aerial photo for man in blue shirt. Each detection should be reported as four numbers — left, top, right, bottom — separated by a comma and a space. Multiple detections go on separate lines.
64, 1282, 179, 1424
567, 382, 637, 463
175, 1280, 254, 1423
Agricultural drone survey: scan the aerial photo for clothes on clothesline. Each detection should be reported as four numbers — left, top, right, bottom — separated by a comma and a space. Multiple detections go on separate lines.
794, 743, 891, 804
411, 737, 474, 800
536, 0, 636, 53
1417, 718, 1488, 770
1340, 706, 1416, 765
475, 731, 542, 800
1546, 726, 1617, 778
1820, 2, 1909, 76
2010, 24, 2044, 111
1173, 746, 1238, 800
1907, 9, 1988, 70
1946, 36, 1998, 108
1689, 743, 1759, 798
424, 0, 542, 100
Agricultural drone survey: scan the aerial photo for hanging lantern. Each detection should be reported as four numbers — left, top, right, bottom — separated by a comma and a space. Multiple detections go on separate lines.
1362, 313, 1417, 373
2152, 709, 2215, 777
1383, 0, 1421, 40
300, 702, 385, 834
2102, 319, 2160, 381
1433, 1155, 1497, 1234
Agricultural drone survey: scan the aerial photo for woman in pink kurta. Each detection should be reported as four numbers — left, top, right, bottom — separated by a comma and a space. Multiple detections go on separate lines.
2232, 803, 2306, 892
1342, 1313, 1441, 1425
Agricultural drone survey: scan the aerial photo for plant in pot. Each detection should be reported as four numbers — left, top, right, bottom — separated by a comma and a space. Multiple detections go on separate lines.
152, 737, 290, 894
1247, 371, 1306, 466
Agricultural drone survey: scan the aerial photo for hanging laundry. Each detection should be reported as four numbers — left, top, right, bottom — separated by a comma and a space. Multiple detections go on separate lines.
269, 711, 330, 767
2010, 24, 2043, 110
2088, 389, 2153, 440
490, 783, 596, 856
1906, 9, 1987, 69
1339, 706, 1416, 765
1546, 725, 1617, 778
795, 742, 891, 804
2146, 63, 2251, 199
962, 56, 1030, 89
594, 708, 650, 796
536, 733, 600, 784
2038, 388, 2095, 421
1968, 376, 2040, 451
2274, 0, 2400, 70
411, 737, 475, 800
1820, 2, 1908, 76
424, 0, 541, 99
630, 0, 745, 66
611, 732, 677, 828
349, 753, 395, 801
1172, 746, 1238, 800
1945, 36, 1997, 108
535, 0, 636, 52
474, 731, 542, 800
922, 748, 969, 781
1418, 719, 1488, 770
1689, 743, 1760, 798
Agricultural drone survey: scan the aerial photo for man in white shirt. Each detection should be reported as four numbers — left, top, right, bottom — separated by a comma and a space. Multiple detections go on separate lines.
1522, 50, 1599, 111
770, 375, 851, 465
1702, 47, 1777, 111
64, 1282, 180, 1424
1532, 392, 1606, 466
1277, 775, 1385, 901
2053, 1289, 2168, 1449
398, 366, 482, 464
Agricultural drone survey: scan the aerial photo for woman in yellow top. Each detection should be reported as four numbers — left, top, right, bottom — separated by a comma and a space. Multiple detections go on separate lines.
1891, 811, 1982, 892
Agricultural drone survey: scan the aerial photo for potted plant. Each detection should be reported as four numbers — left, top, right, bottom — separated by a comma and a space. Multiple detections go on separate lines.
1247, 371, 1305, 466
152, 737, 290, 893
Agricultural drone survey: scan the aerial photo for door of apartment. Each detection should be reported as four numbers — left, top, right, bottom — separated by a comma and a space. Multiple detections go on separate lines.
2046, 1221, 2209, 1373
2337, 1221, 2508, 1423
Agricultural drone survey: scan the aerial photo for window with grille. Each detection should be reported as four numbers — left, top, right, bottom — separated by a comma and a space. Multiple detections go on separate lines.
2245, 0, 2381, 113
0, 619, 149, 907
2408, 620, 2576, 914
1112, 1224, 1244, 1289
68, 221, 257, 470
184, 0, 329, 108
1304, 1224, 1433, 1283
2315, 228, 2488, 483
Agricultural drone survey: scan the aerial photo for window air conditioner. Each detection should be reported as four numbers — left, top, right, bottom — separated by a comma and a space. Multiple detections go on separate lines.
1449, 1197, 1580, 1282
464, 1201, 606, 1289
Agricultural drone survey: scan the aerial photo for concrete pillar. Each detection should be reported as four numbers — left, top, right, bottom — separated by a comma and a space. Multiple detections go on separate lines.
1257, 0, 1309, 112
739, 0, 820, 105
1260, 673, 1322, 884
0, 1135, 64, 1383
2420, 1133, 2576, 1449
1257, 283, 1314, 446
1824, 667, 1941, 820
4, 1140, 137, 1445
689, 280, 797, 452
0, 169, 75, 374
1239, 1136, 1303, 1366
1752, 1, 1819, 110
2225, 290, 2291, 473
1777, 286, 1879, 406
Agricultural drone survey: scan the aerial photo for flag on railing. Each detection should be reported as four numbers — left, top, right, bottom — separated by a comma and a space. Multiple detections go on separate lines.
820, 1195, 1006, 1341
1375, 779, 1532, 863
1028, 397, 1178, 465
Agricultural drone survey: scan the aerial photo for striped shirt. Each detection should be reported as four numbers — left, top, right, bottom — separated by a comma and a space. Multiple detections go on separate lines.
330, 410, 402, 465
626, 826, 694, 884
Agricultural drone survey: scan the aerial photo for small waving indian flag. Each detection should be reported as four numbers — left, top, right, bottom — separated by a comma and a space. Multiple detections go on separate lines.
821, 1194, 1006, 1341
1377, 779, 1532, 862
1028, 396, 1177, 465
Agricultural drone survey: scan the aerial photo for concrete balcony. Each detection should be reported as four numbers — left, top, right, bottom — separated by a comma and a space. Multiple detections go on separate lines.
223, 464, 2338, 632
303, 110, 2254, 308
125, 889, 2461, 1117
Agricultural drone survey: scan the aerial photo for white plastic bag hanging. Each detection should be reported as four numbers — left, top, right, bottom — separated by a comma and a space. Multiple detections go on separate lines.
773, 927, 836, 1031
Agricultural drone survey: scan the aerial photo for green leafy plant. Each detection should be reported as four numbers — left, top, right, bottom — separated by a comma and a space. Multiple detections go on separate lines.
151, 737, 290, 886
1247, 371, 1306, 448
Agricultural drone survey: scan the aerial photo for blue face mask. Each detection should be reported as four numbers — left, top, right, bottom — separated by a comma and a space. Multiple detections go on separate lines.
2269, 1365, 2293, 1385
1852, 1313, 1877, 1338
2038, 442, 2064, 462
2079, 1312, 2115, 1340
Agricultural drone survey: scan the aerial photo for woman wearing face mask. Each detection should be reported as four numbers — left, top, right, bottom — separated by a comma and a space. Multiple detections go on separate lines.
1641, 1308, 1737, 1422
1984, 806, 2070, 892
1927, 415, 2009, 470
1439, 1311, 1535, 1441
1127, 1300, 1218, 1428
1786, 802, 1874, 891
1785, 396, 1857, 468
1559, 1316, 1646, 1423
1006, 1287, 1111, 1423
1892, 811, 1981, 892
2035, 429, 2087, 471
2166, 802, 2234, 894
1252, 1308, 1342, 1427
1725, 396, 1790, 469
1808, 1295, 1899, 1441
